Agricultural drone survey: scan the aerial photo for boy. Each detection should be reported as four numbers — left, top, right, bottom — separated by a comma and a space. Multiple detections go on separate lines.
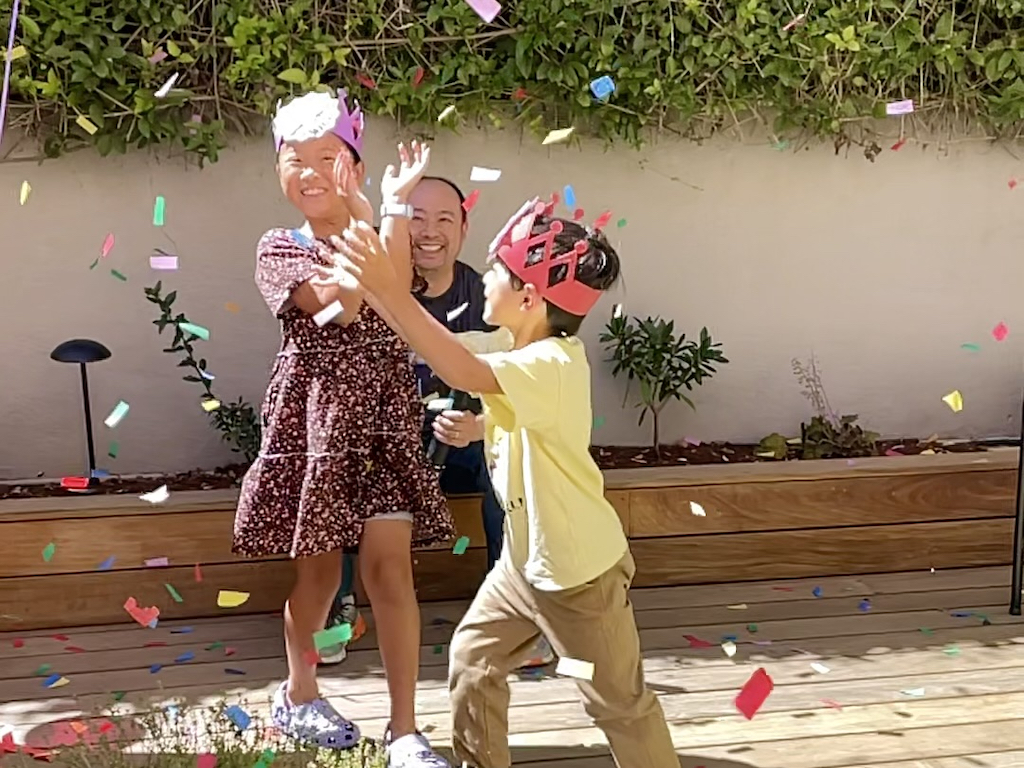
321, 194, 677, 768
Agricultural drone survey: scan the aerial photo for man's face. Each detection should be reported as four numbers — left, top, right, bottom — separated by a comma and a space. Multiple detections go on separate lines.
409, 178, 467, 272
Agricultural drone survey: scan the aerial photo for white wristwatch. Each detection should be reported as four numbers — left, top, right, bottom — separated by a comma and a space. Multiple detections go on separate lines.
380, 201, 414, 219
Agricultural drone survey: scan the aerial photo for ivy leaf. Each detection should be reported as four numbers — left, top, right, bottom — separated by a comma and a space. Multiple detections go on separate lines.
19, 15, 40, 37
278, 68, 307, 85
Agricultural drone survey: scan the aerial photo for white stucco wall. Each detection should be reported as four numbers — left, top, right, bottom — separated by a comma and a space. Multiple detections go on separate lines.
2, 121, 1022, 479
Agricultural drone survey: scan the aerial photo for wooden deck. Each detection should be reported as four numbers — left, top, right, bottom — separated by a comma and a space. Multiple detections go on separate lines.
3, 566, 1024, 767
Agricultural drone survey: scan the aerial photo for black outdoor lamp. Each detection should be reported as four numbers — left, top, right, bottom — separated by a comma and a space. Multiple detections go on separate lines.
50, 339, 111, 489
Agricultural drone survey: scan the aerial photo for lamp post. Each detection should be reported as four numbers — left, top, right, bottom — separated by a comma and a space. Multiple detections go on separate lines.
50, 339, 111, 488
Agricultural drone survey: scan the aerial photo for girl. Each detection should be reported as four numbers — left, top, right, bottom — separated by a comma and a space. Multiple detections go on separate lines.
232, 89, 454, 768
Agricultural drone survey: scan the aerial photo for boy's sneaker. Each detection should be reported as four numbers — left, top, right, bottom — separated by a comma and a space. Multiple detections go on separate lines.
385, 726, 451, 768
319, 594, 366, 665
270, 681, 360, 749
517, 637, 555, 669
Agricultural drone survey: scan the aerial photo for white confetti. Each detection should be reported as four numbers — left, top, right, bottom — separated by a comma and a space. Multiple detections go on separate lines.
811, 662, 830, 674
886, 99, 914, 116
437, 104, 457, 122
446, 302, 469, 322
427, 397, 455, 412
104, 401, 130, 428
612, 304, 623, 318
470, 166, 502, 182
727, 603, 747, 610
722, 641, 737, 658
555, 656, 594, 681
155, 73, 180, 99
901, 688, 926, 697
140, 485, 170, 504
313, 300, 343, 328
542, 127, 575, 145
689, 501, 706, 517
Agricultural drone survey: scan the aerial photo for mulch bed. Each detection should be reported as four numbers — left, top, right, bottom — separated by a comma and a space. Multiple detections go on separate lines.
0, 438, 991, 501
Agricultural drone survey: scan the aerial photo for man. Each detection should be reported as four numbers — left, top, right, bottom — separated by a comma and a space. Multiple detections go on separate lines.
321, 176, 553, 668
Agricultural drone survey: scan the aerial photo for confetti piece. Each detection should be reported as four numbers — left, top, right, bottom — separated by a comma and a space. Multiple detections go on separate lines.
97, 555, 116, 571
589, 75, 615, 100
224, 706, 251, 730
886, 99, 914, 115
197, 754, 217, 768
920, 627, 934, 635
437, 104, 457, 122
593, 211, 613, 230
433, 644, 444, 654
961, 343, 981, 352
165, 584, 183, 603
64, 645, 86, 653
542, 127, 574, 145
735, 668, 774, 719
150, 664, 163, 674
201, 399, 221, 412
76, 115, 99, 135
1010, 178, 1018, 190
747, 623, 759, 633
113, 691, 126, 701
174, 651, 194, 663
124, 597, 160, 628
148, 49, 167, 64
901, 687, 925, 697
140, 485, 170, 504
942, 389, 963, 413
225, 302, 240, 313
612, 304, 623, 318
42, 542, 56, 562
446, 302, 469, 322
727, 603, 747, 610
171, 626, 194, 634
12, 638, 23, 648
562, 185, 577, 208
52, 633, 69, 642
89, 259, 99, 270
811, 662, 830, 674
303, 650, 321, 665
617, 217, 627, 228
593, 415, 606, 429
412, 66, 425, 88
178, 322, 209, 341
5, 44, 26, 60
101, 233, 115, 258
782, 12, 806, 31
993, 322, 1009, 341
772, 586, 794, 592
555, 656, 594, 681
110, 269, 128, 282
145, 557, 169, 568
722, 641, 737, 658
355, 72, 376, 90
225, 668, 246, 675
944, 644, 960, 656
144, 641, 168, 647
891, 138, 906, 151
154, 74, 178, 99
19, 180, 30, 205
427, 397, 455, 411
812, 586, 823, 597
820, 698, 843, 710
470, 166, 502, 182
453, 535, 471, 555
34, 664, 51, 675
153, 195, 166, 226
200, 369, 215, 381
859, 599, 872, 612
314, 623, 352, 650
105, 400, 129, 428
206, 642, 224, 651
313, 300, 343, 327
690, 501, 706, 517
465, 0, 501, 22
217, 590, 250, 608
194, 563, 203, 582
43, 674, 69, 689
462, 189, 481, 213
684, 634, 714, 649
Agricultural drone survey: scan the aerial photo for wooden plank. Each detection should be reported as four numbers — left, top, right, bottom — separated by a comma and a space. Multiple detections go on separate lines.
629, 519, 1015, 587
0, 548, 488, 632
629, 468, 1015, 537
0, 498, 485, 578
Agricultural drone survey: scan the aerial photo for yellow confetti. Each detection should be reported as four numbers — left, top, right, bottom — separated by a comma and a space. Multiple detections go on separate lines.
217, 590, 250, 608
201, 399, 221, 412
942, 390, 963, 413
555, 656, 594, 681
76, 115, 99, 135
727, 603, 748, 610
224, 302, 240, 314
5, 45, 26, 61
437, 104, 457, 122
19, 181, 31, 205
48, 676, 71, 688
542, 127, 574, 145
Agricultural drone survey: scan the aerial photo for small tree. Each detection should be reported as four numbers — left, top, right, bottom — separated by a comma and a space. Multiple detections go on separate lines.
600, 315, 728, 455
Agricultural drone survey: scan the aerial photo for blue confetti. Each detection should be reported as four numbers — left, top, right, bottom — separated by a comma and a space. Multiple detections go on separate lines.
858, 599, 872, 612
98, 555, 116, 571
589, 75, 616, 101
225, 705, 251, 731
170, 627, 194, 634
224, 668, 246, 675
951, 611, 974, 618
42, 673, 61, 688
174, 652, 194, 663
291, 229, 313, 248
563, 185, 577, 208
812, 586, 823, 598
91, 469, 111, 479
150, 664, 163, 674
721, 634, 738, 642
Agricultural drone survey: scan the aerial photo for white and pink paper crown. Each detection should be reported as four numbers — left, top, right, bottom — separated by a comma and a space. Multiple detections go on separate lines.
272, 89, 365, 158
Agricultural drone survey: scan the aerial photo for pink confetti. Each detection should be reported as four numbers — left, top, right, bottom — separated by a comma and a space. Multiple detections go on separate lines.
885, 447, 903, 457
465, 0, 501, 22
821, 698, 843, 710
197, 754, 217, 768
145, 557, 169, 568
1010, 178, 1018, 190
684, 437, 701, 446
194, 563, 203, 582
886, 99, 914, 116
462, 189, 481, 213
150, 255, 178, 270
148, 49, 168, 64
993, 322, 1009, 342
101, 233, 115, 258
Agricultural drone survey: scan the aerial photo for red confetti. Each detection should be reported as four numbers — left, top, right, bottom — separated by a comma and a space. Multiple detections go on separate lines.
592, 210, 613, 230
194, 563, 203, 582
97, 721, 115, 734
143, 641, 168, 647
303, 650, 321, 666
412, 67, 425, 88
572, 208, 585, 221
60, 477, 90, 490
885, 447, 903, 456
735, 667, 774, 719
683, 634, 714, 649
820, 698, 843, 710
224, 646, 237, 656
1010, 178, 1018, 190
356, 73, 377, 90
13, 638, 24, 648
52, 634, 69, 642
513, 87, 528, 100
64, 646, 86, 653
462, 189, 481, 213
771, 586, 794, 592
891, 138, 906, 151
124, 597, 160, 628
993, 322, 1010, 341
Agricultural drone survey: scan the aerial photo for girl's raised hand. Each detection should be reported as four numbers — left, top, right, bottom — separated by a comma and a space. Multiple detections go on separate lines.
380, 140, 431, 203
334, 150, 374, 224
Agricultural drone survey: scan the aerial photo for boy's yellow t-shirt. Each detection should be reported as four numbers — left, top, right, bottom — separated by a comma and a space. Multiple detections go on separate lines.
468, 333, 629, 592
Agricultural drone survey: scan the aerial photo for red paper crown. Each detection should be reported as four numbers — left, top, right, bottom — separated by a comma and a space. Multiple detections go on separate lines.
488, 195, 610, 316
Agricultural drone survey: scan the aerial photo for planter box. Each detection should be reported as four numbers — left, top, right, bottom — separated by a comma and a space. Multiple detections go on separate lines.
0, 449, 1016, 630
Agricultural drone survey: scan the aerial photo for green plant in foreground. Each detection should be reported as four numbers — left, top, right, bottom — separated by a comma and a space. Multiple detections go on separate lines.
144, 282, 261, 463
600, 315, 728, 454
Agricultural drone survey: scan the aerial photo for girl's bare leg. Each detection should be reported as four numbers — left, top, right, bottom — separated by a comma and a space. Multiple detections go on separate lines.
285, 550, 343, 703
360, 518, 420, 736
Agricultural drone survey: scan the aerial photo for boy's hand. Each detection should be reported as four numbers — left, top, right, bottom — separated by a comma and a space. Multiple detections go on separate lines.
322, 222, 400, 299
334, 150, 373, 224
380, 140, 431, 203
433, 410, 484, 448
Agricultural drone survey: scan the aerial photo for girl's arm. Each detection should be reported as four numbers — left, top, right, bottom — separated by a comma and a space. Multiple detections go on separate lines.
291, 278, 364, 325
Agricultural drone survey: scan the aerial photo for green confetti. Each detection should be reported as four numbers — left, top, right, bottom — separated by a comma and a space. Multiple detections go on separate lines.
961, 343, 981, 352
164, 583, 183, 603
746, 623, 758, 633
255, 748, 275, 768
313, 623, 352, 651
943, 644, 960, 656
919, 627, 934, 636
113, 691, 126, 702
773, 139, 790, 151
206, 642, 224, 651
616, 218, 627, 228
452, 535, 471, 555
178, 322, 210, 341
110, 269, 128, 281
153, 196, 166, 227
108, 441, 119, 459
593, 416, 606, 429
89, 258, 99, 270
433, 644, 444, 655
34, 664, 52, 676
42, 542, 56, 562
978, 614, 991, 626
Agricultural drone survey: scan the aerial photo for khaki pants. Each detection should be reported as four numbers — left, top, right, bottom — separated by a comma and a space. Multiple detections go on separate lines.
448, 552, 678, 768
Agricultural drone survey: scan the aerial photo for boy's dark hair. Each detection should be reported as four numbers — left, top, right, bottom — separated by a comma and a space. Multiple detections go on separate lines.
420, 176, 468, 223
504, 215, 620, 337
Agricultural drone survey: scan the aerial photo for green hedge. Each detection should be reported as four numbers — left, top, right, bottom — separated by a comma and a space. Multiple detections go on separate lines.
3, 0, 1024, 163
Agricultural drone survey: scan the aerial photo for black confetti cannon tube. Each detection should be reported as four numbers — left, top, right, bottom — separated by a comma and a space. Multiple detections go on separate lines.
427, 390, 476, 467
